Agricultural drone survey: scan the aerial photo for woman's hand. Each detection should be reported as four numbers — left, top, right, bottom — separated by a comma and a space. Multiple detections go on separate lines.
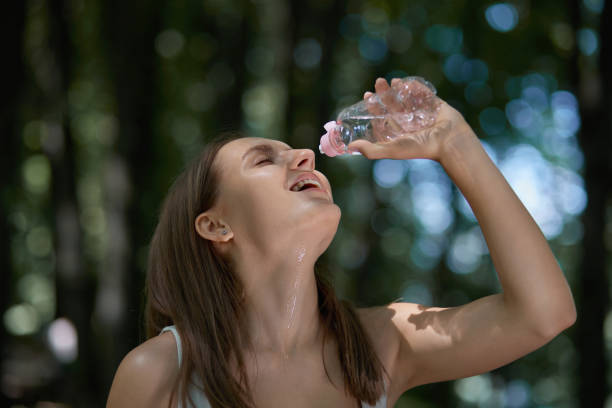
347, 77, 475, 162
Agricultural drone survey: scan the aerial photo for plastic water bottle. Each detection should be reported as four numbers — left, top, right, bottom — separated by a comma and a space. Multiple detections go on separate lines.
319, 76, 441, 157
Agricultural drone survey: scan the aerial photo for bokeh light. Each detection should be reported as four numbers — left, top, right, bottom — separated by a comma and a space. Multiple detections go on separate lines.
339, 14, 362, 41
185, 82, 215, 112
47, 318, 78, 364
4, 303, 41, 336
411, 182, 454, 235
446, 226, 487, 275
583, 0, 605, 13
455, 374, 495, 403
293, 38, 322, 70
410, 235, 445, 271
155, 29, 185, 58
25, 225, 53, 258
17, 273, 55, 323
479, 107, 507, 136
401, 282, 433, 305
425, 25, 463, 55
22, 155, 51, 195
485, 3, 520, 32
577, 28, 599, 55
504, 379, 531, 407
373, 159, 406, 188
551, 91, 579, 130
358, 35, 388, 62
500, 144, 568, 238
361, 6, 389, 37
386, 24, 412, 53
506, 99, 536, 130
335, 233, 369, 269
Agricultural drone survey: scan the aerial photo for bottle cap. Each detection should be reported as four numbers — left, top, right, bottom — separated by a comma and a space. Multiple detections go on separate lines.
319, 121, 341, 157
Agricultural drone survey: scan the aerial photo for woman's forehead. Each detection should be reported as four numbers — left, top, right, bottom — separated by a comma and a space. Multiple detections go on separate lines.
215, 137, 291, 171
219, 137, 292, 161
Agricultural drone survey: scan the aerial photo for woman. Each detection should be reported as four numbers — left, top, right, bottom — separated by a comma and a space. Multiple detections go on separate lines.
106, 78, 576, 408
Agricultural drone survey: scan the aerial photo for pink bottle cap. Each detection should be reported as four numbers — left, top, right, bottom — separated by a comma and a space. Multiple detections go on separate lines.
319, 121, 341, 157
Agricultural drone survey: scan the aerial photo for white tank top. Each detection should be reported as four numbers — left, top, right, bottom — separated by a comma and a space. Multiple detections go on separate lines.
160, 325, 388, 408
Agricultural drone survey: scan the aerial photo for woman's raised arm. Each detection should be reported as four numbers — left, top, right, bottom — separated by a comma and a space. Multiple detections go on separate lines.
348, 78, 576, 399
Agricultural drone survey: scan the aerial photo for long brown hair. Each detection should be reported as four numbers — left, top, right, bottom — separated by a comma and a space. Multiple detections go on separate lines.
145, 132, 386, 408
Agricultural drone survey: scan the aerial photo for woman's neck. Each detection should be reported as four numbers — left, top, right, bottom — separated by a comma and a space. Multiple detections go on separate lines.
235, 244, 323, 359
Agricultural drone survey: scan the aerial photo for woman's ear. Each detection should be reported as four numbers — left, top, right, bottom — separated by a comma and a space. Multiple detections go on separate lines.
195, 212, 233, 242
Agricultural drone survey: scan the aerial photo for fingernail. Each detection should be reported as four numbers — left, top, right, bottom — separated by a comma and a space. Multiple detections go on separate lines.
351, 151, 362, 155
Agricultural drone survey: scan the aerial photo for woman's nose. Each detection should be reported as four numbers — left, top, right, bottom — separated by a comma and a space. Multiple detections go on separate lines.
289, 149, 315, 171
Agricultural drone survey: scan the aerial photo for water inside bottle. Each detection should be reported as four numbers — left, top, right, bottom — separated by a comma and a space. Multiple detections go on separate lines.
338, 115, 381, 146
340, 113, 420, 146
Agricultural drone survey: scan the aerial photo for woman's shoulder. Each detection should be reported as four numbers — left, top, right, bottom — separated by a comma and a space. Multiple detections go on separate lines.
119, 331, 179, 377
106, 331, 179, 407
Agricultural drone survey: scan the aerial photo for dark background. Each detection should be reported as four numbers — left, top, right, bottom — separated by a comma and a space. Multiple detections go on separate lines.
1, 0, 610, 406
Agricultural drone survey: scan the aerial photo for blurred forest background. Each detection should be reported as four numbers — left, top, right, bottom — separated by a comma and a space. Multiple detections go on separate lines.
1, 0, 611, 406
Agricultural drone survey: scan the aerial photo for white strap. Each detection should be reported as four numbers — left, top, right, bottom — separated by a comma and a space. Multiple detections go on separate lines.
160, 325, 182, 367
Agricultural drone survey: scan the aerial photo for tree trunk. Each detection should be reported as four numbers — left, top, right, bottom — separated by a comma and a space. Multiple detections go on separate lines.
0, 1, 26, 404
571, 0, 611, 406
99, 0, 163, 394
46, 0, 100, 404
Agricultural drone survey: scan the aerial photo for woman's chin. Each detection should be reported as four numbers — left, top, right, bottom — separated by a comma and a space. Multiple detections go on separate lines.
307, 211, 341, 249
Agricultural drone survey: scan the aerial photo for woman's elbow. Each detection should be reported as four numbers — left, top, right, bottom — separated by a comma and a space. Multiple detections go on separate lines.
537, 300, 577, 341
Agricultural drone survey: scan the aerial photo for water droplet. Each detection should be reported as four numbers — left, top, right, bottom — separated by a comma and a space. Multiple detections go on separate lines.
296, 247, 306, 263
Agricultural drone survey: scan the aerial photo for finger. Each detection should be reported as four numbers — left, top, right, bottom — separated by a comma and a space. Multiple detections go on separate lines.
374, 77, 390, 93
366, 78, 392, 116
390, 78, 402, 98
347, 139, 387, 160
387, 78, 405, 113
365, 92, 386, 117
376, 77, 402, 114
371, 117, 388, 143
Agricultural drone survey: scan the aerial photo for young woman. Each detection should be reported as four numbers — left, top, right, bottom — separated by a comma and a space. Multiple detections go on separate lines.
106, 78, 576, 408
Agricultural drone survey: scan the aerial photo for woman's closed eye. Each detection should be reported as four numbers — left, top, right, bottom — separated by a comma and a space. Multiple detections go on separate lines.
256, 154, 274, 165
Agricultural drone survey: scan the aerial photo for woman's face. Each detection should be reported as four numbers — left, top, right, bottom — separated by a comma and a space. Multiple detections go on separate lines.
212, 137, 341, 259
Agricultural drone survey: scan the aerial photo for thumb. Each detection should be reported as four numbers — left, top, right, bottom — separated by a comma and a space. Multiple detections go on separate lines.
347, 139, 386, 160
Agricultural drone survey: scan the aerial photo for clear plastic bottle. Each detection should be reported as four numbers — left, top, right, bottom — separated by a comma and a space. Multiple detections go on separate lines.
319, 76, 441, 157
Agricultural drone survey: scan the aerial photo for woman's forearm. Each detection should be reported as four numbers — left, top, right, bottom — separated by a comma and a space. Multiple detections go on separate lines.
439, 129, 577, 337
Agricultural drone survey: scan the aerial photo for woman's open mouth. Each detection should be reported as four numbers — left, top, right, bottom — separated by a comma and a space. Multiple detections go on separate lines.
290, 178, 323, 192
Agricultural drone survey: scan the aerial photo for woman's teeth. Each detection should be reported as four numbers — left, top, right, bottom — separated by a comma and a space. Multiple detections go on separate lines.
291, 179, 322, 192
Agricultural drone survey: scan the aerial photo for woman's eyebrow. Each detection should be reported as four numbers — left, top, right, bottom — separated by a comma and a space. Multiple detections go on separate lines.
241, 143, 291, 161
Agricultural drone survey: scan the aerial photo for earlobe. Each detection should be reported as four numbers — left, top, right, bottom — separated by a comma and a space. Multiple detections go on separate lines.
194, 212, 232, 242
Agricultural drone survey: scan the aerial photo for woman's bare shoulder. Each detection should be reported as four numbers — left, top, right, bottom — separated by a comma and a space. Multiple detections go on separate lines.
106, 331, 179, 407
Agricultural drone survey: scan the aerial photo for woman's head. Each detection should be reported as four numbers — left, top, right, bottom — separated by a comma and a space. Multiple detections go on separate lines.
194, 136, 341, 269
145, 132, 385, 408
